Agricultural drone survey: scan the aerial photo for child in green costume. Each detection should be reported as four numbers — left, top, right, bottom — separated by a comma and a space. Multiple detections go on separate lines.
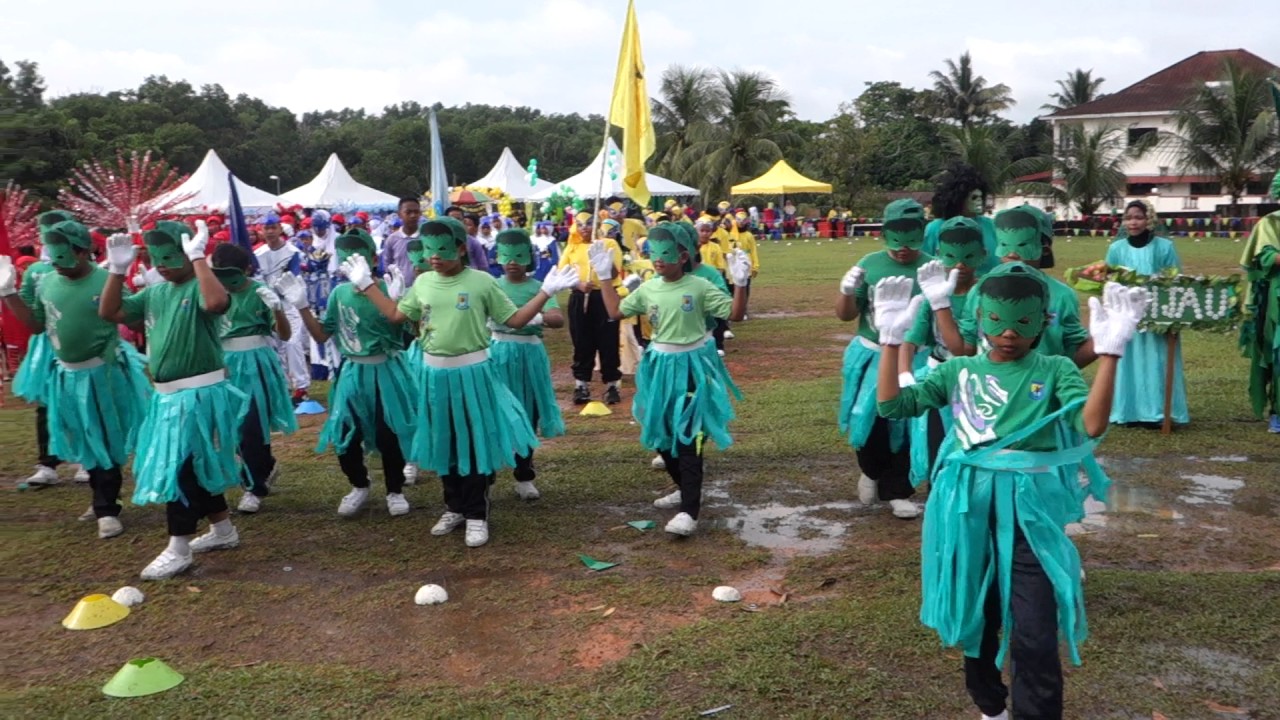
873, 264, 1149, 720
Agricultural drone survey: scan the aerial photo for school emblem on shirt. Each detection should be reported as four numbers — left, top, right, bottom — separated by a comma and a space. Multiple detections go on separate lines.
680, 294, 694, 312
1047, 311, 1059, 327
1029, 381, 1045, 401
181, 297, 192, 310
455, 292, 470, 310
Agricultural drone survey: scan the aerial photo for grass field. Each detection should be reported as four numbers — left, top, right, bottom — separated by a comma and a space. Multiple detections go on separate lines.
2, 237, 1277, 719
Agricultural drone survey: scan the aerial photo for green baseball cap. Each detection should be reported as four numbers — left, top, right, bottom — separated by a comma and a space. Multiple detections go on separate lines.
883, 198, 926, 226
43, 220, 93, 249
38, 210, 76, 228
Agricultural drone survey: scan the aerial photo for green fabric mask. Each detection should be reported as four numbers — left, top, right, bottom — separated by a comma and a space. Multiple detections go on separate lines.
145, 221, 192, 269
420, 231, 460, 261
335, 231, 376, 265
994, 208, 1043, 262
937, 217, 986, 269
495, 229, 535, 271
883, 219, 925, 251
212, 266, 249, 292
43, 234, 80, 269
979, 295, 1047, 338
407, 239, 430, 271
42, 220, 93, 269
647, 237, 682, 264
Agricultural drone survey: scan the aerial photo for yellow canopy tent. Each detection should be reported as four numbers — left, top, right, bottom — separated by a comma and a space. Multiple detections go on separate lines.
731, 160, 832, 195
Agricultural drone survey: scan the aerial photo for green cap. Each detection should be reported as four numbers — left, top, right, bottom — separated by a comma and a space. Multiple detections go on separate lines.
994, 206, 1040, 233
144, 220, 189, 247
438, 217, 468, 243
102, 657, 185, 698
938, 216, 983, 244
883, 198, 926, 226
38, 210, 76, 228
43, 220, 94, 249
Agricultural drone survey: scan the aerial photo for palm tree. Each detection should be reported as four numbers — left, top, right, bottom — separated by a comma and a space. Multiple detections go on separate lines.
928, 52, 1015, 127
678, 70, 796, 200
1051, 123, 1151, 216
650, 65, 720, 176
939, 124, 1051, 196
1163, 60, 1280, 205
1041, 69, 1106, 114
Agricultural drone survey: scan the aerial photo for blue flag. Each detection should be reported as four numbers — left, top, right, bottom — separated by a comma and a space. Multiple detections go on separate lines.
429, 109, 449, 217
227, 171, 259, 271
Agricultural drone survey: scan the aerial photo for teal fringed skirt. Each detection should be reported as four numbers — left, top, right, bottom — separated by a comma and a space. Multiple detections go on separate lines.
317, 353, 417, 457
701, 332, 742, 401
488, 334, 565, 439
223, 339, 299, 443
13, 332, 55, 405
132, 373, 249, 505
633, 340, 736, 455
46, 342, 152, 470
837, 335, 905, 451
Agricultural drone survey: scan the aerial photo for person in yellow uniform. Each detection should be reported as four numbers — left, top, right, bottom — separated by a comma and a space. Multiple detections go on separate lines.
558, 211, 624, 405
732, 210, 760, 312
713, 202, 734, 254
696, 215, 731, 349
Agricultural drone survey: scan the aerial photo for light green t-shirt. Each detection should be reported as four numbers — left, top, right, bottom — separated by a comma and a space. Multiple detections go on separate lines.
397, 268, 518, 356
854, 250, 933, 343
31, 266, 120, 363
904, 290, 972, 361
878, 351, 1088, 452
692, 264, 730, 332
219, 281, 274, 340
494, 276, 559, 338
959, 272, 1089, 359
322, 281, 403, 358
121, 278, 225, 383
19, 260, 55, 308
619, 273, 732, 345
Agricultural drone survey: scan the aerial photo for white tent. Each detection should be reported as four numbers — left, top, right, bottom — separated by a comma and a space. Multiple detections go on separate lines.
529, 138, 696, 201
278, 154, 399, 210
155, 149, 278, 212
468, 147, 556, 201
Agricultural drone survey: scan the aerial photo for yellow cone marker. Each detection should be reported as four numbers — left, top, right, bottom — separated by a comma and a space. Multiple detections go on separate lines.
62, 594, 130, 630
579, 401, 612, 417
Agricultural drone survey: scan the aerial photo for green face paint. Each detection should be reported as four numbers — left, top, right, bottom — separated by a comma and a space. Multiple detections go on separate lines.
407, 239, 430, 271
938, 238, 985, 269
496, 242, 532, 268
995, 226, 1042, 262
882, 219, 924, 251
420, 232, 460, 262
146, 239, 187, 269
212, 266, 249, 292
979, 296, 1046, 338
43, 234, 80, 269
647, 237, 682, 264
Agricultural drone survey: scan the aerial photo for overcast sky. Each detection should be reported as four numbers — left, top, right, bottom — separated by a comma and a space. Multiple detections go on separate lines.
2, 0, 1271, 124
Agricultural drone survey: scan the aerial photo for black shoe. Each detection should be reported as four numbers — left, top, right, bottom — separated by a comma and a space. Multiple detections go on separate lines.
604, 385, 621, 405
573, 386, 591, 405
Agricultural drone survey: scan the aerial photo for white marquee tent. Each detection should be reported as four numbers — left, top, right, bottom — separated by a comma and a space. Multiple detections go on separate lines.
155, 149, 278, 212
278, 154, 399, 210
529, 138, 696, 201
468, 147, 556, 201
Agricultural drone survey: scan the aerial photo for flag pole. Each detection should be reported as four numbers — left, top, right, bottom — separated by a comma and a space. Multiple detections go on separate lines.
592, 118, 611, 232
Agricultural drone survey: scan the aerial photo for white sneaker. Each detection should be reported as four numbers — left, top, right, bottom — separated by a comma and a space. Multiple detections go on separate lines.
97, 516, 124, 539
890, 499, 921, 519
464, 519, 489, 547
402, 463, 419, 486
717, 349, 725, 357
858, 474, 878, 505
23, 465, 60, 487
140, 548, 193, 580
386, 493, 410, 516
237, 493, 262, 514
337, 488, 369, 517
724, 329, 735, 340
665, 512, 697, 536
78, 505, 95, 521
650, 455, 666, 471
189, 526, 240, 553
431, 511, 465, 536
514, 481, 540, 501
653, 489, 682, 509
71, 464, 90, 483
981, 711, 1009, 720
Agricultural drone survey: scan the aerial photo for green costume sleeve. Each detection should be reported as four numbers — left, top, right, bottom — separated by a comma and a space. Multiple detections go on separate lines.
1058, 302, 1088, 357
18, 266, 41, 307
958, 305, 977, 347
618, 284, 646, 319
120, 287, 149, 325
397, 284, 423, 323
1051, 356, 1090, 435
878, 362, 951, 418
320, 293, 339, 337
703, 278, 733, 320
29, 284, 45, 328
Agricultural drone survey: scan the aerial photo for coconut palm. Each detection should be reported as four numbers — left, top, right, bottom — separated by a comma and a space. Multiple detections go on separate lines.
650, 65, 720, 176
928, 52, 1015, 127
1041, 69, 1106, 114
1163, 59, 1280, 205
678, 70, 797, 200
1052, 123, 1152, 216
939, 124, 1051, 196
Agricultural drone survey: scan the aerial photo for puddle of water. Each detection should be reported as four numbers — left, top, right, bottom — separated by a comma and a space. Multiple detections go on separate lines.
710, 501, 857, 556
1207, 455, 1249, 463
1096, 456, 1155, 475
1178, 473, 1244, 506
1068, 483, 1184, 535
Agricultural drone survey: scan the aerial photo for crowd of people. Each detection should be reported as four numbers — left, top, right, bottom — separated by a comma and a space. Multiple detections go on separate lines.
3, 159, 1278, 720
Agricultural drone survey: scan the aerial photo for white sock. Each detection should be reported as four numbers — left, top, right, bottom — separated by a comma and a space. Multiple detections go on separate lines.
607, 381, 619, 389
167, 535, 191, 555
575, 380, 588, 389
212, 518, 234, 536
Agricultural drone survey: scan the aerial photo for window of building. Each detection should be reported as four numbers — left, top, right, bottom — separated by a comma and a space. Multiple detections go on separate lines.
1182, 197, 1199, 210
1128, 183, 1158, 195
1190, 181, 1221, 195
1245, 179, 1270, 196
1128, 127, 1157, 146
1158, 166, 1169, 176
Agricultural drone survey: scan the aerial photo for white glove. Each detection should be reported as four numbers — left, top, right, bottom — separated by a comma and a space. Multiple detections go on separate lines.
126, 217, 142, 235
838, 265, 865, 296
130, 272, 148, 289
0, 256, 16, 297
106, 233, 137, 276
898, 372, 917, 388
1089, 282, 1151, 357
385, 266, 405, 301
527, 312, 544, 327
587, 241, 615, 280
540, 265, 580, 295
727, 249, 752, 287
622, 274, 643, 292
917, 260, 959, 311
181, 220, 209, 261
872, 276, 924, 346
255, 284, 282, 311
341, 254, 374, 292
274, 274, 309, 309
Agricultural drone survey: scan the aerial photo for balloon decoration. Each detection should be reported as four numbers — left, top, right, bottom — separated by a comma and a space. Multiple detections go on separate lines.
538, 184, 586, 222
1, 180, 40, 253
58, 150, 192, 230
526, 158, 539, 188
466, 186, 513, 218
607, 148, 619, 182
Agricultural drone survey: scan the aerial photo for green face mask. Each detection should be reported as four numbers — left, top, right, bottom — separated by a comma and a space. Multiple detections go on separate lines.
995, 227, 1042, 262
496, 242, 532, 268
939, 238, 985, 269
407, 240, 430, 271
883, 219, 925, 251
147, 240, 187, 269
421, 233, 460, 262
647, 238, 682, 264
212, 267, 249, 292
43, 236, 80, 269
979, 295, 1047, 338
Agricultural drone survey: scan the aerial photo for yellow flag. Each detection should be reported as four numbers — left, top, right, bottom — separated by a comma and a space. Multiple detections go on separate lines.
609, 0, 655, 206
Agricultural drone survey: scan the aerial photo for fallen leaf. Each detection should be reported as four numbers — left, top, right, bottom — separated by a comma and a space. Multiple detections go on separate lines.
186, 586, 202, 593
1137, 533, 1160, 538
1152, 712, 1169, 720
585, 604, 607, 612
1204, 700, 1247, 714
601, 607, 616, 618
1153, 678, 1166, 691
